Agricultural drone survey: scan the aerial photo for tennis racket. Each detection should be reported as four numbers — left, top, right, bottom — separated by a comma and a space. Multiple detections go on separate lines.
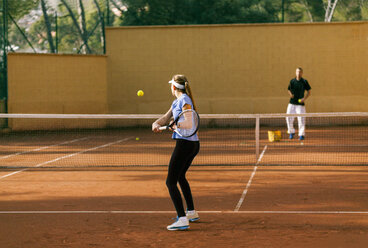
159, 109, 199, 137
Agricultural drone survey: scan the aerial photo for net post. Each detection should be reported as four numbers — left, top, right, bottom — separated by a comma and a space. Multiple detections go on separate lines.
255, 115, 260, 162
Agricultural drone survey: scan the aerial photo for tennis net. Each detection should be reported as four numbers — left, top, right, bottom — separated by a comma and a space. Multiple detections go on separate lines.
0, 112, 367, 168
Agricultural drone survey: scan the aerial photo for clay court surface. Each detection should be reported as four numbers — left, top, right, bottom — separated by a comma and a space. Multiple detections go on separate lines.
1, 128, 368, 247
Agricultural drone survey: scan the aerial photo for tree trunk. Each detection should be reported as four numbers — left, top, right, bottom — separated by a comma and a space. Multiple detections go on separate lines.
301, 0, 313, 22
78, 0, 89, 54
93, 0, 105, 48
60, 0, 92, 53
325, 0, 339, 22
40, 0, 56, 53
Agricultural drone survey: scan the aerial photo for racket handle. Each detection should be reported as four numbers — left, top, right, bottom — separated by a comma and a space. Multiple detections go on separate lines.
158, 126, 168, 131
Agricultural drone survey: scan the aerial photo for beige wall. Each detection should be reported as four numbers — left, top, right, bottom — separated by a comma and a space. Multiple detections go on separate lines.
106, 22, 368, 114
6, 21, 368, 129
7, 53, 107, 129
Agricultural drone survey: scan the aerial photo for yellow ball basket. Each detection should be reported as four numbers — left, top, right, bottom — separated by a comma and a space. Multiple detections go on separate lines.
268, 130, 281, 142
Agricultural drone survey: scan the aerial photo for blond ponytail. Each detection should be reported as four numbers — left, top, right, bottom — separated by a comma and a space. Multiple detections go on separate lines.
185, 82, 197, 111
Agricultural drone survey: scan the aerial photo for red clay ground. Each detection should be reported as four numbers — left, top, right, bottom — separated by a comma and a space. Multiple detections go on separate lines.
1, 127, 367, 247
1, 166, 368, 248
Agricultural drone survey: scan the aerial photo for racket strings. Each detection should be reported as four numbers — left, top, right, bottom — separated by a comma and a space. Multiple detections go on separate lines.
176, 111, 199, 137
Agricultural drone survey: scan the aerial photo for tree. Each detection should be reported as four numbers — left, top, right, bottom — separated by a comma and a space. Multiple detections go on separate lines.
3, 0, 368, 55
2, 1, 36, 48
3, 0, 39, 19
40, 0, 56, 53
281, 0, 324, 22
324, 0, 339, 22
60, 0, 92, 53
333, 0, 368, 21
119, 0, 179, 25
92, 0, 105, 49
52, 1, 104, 54
118, 0, 280, 26
77, 0, 89, 53
300, 0, 325, 22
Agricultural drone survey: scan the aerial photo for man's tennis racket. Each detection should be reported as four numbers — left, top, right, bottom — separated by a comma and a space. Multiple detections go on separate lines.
159, 109, 199, 137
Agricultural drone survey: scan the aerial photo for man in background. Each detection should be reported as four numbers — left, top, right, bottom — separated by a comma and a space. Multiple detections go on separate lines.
286, 67, 311, 140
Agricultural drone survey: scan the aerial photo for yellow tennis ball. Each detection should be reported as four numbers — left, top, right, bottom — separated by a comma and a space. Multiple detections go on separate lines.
137, 90, 144, 97
298, 99, 302, 103
136, 137, 140, 141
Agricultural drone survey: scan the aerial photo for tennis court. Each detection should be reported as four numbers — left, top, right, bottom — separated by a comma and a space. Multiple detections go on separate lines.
0, 113, 368, 247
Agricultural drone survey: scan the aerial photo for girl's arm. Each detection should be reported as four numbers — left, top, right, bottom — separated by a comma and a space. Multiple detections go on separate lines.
152, 107, 173, 132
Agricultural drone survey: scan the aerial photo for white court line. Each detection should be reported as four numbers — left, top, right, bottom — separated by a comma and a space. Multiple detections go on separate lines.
0, 210, 367, 214
0, 137, 133, 180
256, 145, 268, 166
229, 210, 368, 214
234, 145, 268, 212
268, 144, 368, 147
0, 137, 89, 160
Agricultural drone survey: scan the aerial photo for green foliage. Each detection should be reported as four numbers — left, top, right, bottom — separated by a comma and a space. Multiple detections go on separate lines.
119, 0, 280, 25
119, 0, 178, 25
5, 0, 39, 19
190, 0, 280, 24
282, 0, 324, 22
27, 14, 56, 52
333, 0, 368, 21
308, 0, 325, 20
56, 4, 104, 54
2, 0, 368, 54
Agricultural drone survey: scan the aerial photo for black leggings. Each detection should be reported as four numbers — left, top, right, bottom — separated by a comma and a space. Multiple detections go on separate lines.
166, 139, 200, 217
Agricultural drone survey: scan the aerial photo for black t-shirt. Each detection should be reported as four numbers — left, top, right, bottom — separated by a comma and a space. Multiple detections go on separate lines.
288, 78, 311, 105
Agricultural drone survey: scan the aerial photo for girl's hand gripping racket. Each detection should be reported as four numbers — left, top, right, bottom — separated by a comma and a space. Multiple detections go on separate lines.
159, 109, 199, 137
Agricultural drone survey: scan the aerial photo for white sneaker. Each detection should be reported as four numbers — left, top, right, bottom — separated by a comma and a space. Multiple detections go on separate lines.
167, 216, 189, 231
186, 210, 200, 222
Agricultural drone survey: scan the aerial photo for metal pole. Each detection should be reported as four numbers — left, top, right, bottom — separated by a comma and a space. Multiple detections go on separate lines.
8, 13, 37, 53
102, 13, 106, 54
55, 11, 58, 53
106, 0, 110, 26
255, 115, 260, 162
2, 0, 8, 101
1, 0, 9, 122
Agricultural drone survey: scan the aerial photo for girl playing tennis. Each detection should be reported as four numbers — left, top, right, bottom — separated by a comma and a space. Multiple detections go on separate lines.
152, 74, 200, 231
